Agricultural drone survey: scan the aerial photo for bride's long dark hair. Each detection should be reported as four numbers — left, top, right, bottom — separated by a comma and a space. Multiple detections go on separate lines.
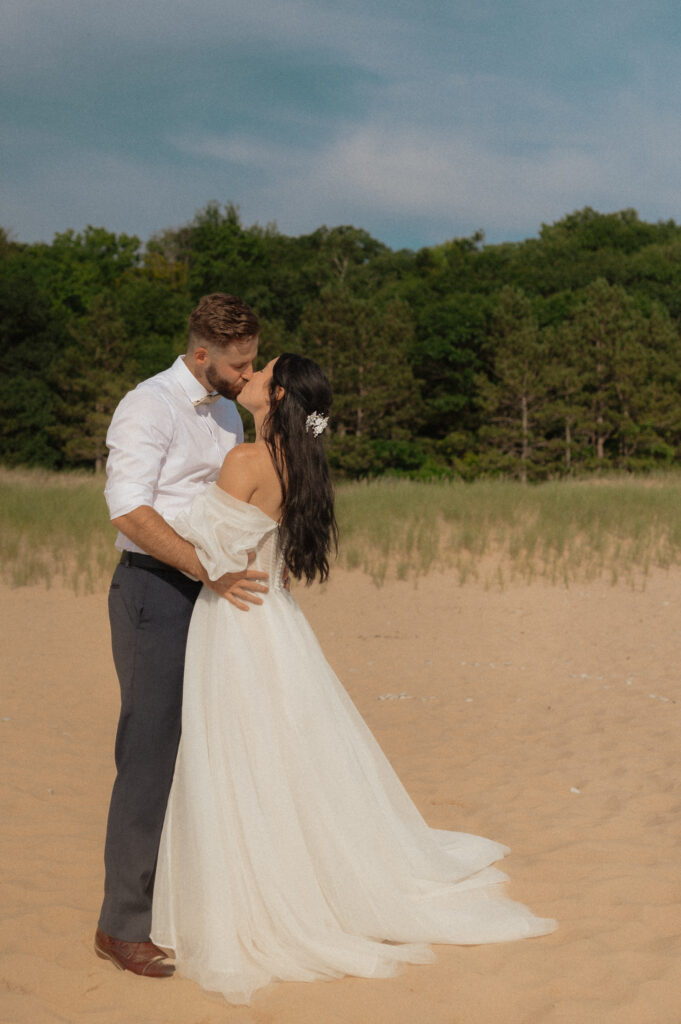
262, 352, 338, 583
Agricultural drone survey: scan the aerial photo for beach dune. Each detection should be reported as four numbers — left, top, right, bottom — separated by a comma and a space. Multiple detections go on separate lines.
1, 567, 679, 1023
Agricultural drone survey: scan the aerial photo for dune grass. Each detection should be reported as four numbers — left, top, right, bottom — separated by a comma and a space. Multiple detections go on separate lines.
0, 468, 116, 590
335, 474, 681, 587
3, 466, 681, 591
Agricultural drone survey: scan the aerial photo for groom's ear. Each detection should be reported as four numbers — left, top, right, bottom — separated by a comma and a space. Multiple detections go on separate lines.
191, 346, 209, 365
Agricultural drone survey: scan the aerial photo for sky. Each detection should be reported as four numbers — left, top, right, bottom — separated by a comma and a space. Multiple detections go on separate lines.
3, 0, 681, 251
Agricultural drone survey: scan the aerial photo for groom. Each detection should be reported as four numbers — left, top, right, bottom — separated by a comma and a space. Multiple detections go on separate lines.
95, 293, 268, 977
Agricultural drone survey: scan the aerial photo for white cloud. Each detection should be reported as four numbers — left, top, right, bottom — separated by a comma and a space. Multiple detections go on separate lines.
170, 80, 681, 244
4, 0, 681, 246
171, 132, 302, 170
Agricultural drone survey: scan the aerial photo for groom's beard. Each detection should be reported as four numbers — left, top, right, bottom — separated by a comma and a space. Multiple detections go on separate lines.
205, 364, 243, 401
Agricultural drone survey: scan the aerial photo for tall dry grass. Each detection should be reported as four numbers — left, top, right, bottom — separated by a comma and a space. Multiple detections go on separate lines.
3, 467, 681, 591
0, 468, 116, 590
335, 475, 681, 586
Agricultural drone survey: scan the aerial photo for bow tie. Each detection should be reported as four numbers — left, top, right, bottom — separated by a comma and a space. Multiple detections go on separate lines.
193, 392, 221, 407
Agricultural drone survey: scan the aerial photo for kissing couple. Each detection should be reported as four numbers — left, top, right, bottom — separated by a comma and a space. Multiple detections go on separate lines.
95, 293, 555, 1004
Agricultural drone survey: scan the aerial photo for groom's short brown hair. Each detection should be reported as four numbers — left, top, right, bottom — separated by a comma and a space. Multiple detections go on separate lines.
188, 293, 260, 350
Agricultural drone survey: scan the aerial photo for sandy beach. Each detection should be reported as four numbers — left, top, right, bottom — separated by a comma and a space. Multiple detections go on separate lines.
1, 566, 679, 1024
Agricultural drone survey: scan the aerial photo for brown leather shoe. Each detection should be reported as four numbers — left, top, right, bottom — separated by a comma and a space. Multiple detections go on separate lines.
94, 927, 175, 978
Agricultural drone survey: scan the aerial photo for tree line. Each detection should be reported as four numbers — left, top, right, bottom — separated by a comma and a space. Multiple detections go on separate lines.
3, 203, 681, 480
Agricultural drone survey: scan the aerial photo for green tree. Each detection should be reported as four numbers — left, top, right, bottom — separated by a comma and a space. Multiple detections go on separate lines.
409, 292, 488, 437
550, 280, 681, 469
32, 226, 141, 317
150, 202, 272, 303
0, 251, 67, 466
625, 240, 681, 319
639, 306, 681, 463
51, 295, 138, 471
476, 287, 550, 481
564, 280, 647, 465
116, 264, 190, 380
299, 286, 422, 453
542, 322, 591, 473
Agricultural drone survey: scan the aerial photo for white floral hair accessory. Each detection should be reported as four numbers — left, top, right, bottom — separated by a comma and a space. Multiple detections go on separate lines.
305, 411, 329, 437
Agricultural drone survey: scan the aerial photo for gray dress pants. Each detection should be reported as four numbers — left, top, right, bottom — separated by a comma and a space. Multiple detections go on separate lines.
98, 559, 202, 940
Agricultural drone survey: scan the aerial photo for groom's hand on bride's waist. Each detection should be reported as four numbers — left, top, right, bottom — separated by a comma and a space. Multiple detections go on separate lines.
203, 554, 268, 611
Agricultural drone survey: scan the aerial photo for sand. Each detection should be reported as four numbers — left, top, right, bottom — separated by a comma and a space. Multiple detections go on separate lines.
1, 566, 679, 1024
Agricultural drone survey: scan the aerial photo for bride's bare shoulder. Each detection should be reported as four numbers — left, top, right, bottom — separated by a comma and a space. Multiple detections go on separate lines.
223, 441, 275, 472
222, 441, 261, 466
217, 441, 282, 518
217, 442, 278, 498
217, 442, 262, 498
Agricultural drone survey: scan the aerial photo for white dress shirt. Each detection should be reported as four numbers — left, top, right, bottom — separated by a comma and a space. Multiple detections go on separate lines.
105, 355, 244, 553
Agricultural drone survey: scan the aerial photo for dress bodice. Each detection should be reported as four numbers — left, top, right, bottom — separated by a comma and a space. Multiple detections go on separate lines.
250, 527, 287, 593
171, 483, 283, 587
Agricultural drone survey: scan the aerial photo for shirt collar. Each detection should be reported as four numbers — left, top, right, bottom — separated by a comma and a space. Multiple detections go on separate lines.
172, 355, 215, 405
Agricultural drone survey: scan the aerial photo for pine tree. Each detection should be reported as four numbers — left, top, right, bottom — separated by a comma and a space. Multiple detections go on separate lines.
476, 287, 550, 481
300, 286, 421, 440
542, 321, 593, 473
565, 280, 652, 466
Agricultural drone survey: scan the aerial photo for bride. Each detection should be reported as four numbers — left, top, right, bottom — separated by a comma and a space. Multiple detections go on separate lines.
150, 353, 556, 1003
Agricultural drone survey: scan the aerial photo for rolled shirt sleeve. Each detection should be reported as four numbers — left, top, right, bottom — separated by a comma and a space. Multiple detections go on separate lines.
105, 388, 176, 520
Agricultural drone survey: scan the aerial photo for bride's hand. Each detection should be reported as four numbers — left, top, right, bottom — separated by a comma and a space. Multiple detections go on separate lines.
203, 553, 269, 610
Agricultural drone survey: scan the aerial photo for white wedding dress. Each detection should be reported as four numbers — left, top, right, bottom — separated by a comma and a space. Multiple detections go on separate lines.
151, 485, 555, 1003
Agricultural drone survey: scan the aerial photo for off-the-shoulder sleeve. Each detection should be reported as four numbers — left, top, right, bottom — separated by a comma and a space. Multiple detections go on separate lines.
171, 484, 277, 580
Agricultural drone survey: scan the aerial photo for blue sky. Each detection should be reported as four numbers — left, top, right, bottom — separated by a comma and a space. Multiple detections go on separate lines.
3, 0, 681, 250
